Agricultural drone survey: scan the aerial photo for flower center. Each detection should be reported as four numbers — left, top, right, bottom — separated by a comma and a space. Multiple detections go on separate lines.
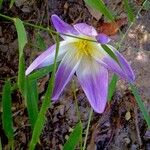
74, 40, 93, 58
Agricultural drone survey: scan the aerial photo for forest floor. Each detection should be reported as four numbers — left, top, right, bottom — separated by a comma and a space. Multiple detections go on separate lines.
0, 0, 150, 149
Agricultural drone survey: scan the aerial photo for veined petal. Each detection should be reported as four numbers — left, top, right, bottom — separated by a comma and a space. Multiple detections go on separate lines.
51, 14, 79, 39
96, 33, 111, 44
26, 41, 71, 75
92, 44, 135, 82
76, 57, 108, 113
74, 23, 97, 37
52, 49, 81, 101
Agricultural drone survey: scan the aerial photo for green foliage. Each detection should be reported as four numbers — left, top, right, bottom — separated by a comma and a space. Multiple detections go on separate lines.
9, 0, 15, 8
25, 78, 39, 130
108, 74, 118, 102
143, 0, 150, 10
29, 35, 60, 150
84, 0, 114, 21
123, 0, 135, 23
0, 0, 3, 9
63, 122, 82, 150
0, 138, 2, 150
130, 84, 150, 128
27, 64, 58, 81
2, 80, 14, 145
14, 18, 27, 94
101, 45, 120, 64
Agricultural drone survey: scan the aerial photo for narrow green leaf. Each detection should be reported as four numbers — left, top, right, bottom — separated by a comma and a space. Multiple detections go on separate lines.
0, 0, 3, 9
25, 78, 39, 130
29, 34, 60, 150
0, 138, 2, 150
108, 74, 118, 102
130, 84, 150, 128
36, 32, 46, 51
63, 122, 82, 150
143, 1, 150, 10
18, 54, 25, 94
123, 0, 135, 22
14, 18, 27, 57
101, 45, 119, 64
9, 0, 15, 8
14, 18, 27, 94
84, 0, 114, 21
27, 64, 59, 81
2, 80, 14, 141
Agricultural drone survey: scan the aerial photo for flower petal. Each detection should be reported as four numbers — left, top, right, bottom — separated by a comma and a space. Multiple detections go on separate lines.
92, 44, 135, 82
76, 57, 108, 113
51, 14, 79, 39
26, 41, 71, 75
73, 23, 97, 37
52, 50, 81, 101
96, 33, 111, 44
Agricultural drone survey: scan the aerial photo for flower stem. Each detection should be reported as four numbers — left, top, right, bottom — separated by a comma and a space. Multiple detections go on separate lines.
83, 108, 93, 150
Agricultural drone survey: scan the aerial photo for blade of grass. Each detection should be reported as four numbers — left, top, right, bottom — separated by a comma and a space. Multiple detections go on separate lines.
27, 63, 59, 81
63, 122, 82, 150
0, 0, 3, 9
101, 45, 120, 64
108, 74, 118, 102
123, 0, 135, 23
0, 138, 2, 150
84, 0, 114, 21
9, 0, 15, 8
2, 80, 14, 148
14, 18, 27, 94
25, 78, 39, 130
29, 34, 60, 150
130, 84, 150, 128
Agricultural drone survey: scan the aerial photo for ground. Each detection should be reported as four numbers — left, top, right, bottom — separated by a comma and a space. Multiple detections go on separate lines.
0, 0, 150, 150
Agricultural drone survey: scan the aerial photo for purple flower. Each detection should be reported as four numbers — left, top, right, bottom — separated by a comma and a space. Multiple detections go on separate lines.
26, 14, 135, 113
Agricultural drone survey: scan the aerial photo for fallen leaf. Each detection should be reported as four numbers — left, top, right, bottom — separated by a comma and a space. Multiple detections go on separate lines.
97, 18, 127, 36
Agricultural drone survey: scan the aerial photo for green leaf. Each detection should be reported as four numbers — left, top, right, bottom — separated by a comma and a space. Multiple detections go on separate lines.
84, 0, 114, 21
14, 18, 27, 94
0, 138, 2, 150
0, 0, 3, 9
143, 1, 150, 10
123, 0, 135, 23
18, 54, 26, 94
25, 78, 39, 130
108, 74, 118, 102
101, 45, 120, 64
63, 122, 82, 150
130, 84, 150, 128
27, 64, 59, 81
36, 32, 46, 51
14, 18, 27, 57
29, 34, 60, 150
2, 80, 14, 141
9, 0, 15, 8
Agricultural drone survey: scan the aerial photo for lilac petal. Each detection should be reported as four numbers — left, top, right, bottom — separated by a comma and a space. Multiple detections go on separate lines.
96, 33, 111, 44
51, 14, 79, 38
76, 58, 108, 113
26, 41, 70, 75
103, 45, 135, 82
114, 50, 135, 81
52, 50, 81, 101
73, 23, 97, 37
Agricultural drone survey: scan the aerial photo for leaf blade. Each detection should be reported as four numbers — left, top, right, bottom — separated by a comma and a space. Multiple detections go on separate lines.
84, 0, 114, 21
63, 122, 82, 150
2, 80, 14, 141
130, 84, 150, 128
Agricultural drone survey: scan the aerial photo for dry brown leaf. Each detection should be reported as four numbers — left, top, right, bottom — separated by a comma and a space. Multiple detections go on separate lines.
97, 18, 127, 36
